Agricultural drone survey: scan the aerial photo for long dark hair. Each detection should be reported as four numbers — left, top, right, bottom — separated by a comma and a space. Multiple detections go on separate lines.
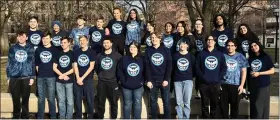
236, 23, 259, 40
127, 41, 141, 59
126, 9, 141, 24
213, 14, 228, 28
176, 21, 187, 36
164, 22, 174, 33
248, 40, 266, 58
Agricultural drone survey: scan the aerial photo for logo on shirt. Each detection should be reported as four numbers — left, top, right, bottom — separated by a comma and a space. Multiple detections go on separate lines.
101, 57, 113, 70
242, 40, 249, 52
146, 36, 152, 46
226, 59, 238, 72
78, 54, 89, 67
151, 53, 164, 66
195, 40, 203, 51
127, 63, 140, 76
217, 34, 228, 47
40, 51, 52, 63
163, 37, 174, 48
127, 22, 138, 32
92, 31, 102, 42
205, 56, 218, 70
15, 50, 27, 62
177, 58, 189, 71
112, 23, 123, 34
30, 34, 41, 45
59, 55, 70, 68
251, 59, 262, 72
52, 36, 62, 46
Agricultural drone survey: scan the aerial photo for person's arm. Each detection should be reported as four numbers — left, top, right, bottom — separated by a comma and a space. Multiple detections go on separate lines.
117, 57, 125, 84
80, 61, 95, 80
145, 49, 152, 82
195, 53, 204, 79
64, 69, 74, 76
164, 49, 172, 82
53, 63, 63, 76
73, 62, 80, 79
259, 68, 275, 76
30, 48, 36, 80
219, 54, 227, 81
35, 48, 40, 73
6, 47, 14, 81
191, 54, 196, 77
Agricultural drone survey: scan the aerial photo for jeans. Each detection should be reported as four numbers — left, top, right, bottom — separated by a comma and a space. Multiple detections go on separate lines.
56, 82, 74, 119
122, 87, 144, 119
37, 77, 56, 119
150, 82, 170, 119
174, 80, 193, 119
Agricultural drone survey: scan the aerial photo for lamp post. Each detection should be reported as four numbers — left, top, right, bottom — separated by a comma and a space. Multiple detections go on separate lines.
273, 9, 279, 65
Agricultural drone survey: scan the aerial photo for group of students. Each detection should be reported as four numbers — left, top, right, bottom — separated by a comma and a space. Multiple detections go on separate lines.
6, 7, 275, 119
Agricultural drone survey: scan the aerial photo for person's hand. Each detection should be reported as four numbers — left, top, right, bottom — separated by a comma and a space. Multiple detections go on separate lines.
29, 79, 34, 85
147, 82, 153, 89
105, 28, 110, 35
7, 80, 10, 86
238, 85, 244, 95
64, 75, 70, 81
76, 77, 84, 85
162, 80, 168, 87
251, 72, 260, 78
59, 74, 65, 80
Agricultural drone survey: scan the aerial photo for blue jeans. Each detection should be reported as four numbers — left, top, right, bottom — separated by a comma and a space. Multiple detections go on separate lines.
150, 82, 170, 119
174, 80, 193, 119
122, 87, 144, 119
56, 82, 74, 119
37, 77, 56, 119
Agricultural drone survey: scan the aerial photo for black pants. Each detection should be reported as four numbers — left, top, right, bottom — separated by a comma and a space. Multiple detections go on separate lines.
199, 84, 221, 119
250, 85, 270, 119
113, 37, 125, 55
9, 78, 31, 119
195, 78, 201, 92
97, 81, 120, 119
220, 84, 241, 118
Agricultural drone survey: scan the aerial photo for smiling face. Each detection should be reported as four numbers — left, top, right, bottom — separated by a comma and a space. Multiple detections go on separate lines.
79, 37, 88, 48
96, 19, 104, 28
251, 43, 260, 53
61, 39, 70, 50
42, 35, 51, 46
177, 23, 184, 34
240, 25, 248, 35
195, 20, 203, 31
216, 16, 224, 26
147, 23, 154, 32
103, 40, 113, 50
130, 10, 137, 20
179, 42, 188, 52
53, 24, 60, 32
113, 9, 121, 20
226, 41, 236, 54
77, 18, 85, 26
207, 36, 216, 47
165, 23, 173, 33
17, 34, 28, 44
29, 18, 38, 29
129, 44, 138, 55
151, 33, 160, 46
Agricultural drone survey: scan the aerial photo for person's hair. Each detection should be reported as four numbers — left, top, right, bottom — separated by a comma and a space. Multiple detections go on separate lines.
236, 23, 258, 39
127, 41, 141, 59
194, 19, 204, 31
226, 39, 238, 47
42, 31, 52, 38
103, 35, 113, 43
16, 29, 28, 36
205, 35, 216, 42
126, 9, 141, 24
150, 32, 162, 39
29, 16, 38, 22
213, 14, 228, 28
164, 22, 174, 32
176, 21, 187, 36
61, 36, 72, 43
79, 35, 88, 41
96, 15, 104, 21
113, 7, 122, 13
76, 14, 86, 21
248, 40, 266, 58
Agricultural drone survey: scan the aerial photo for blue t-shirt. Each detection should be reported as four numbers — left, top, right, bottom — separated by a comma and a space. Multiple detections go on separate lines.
69, 26, 90, 49
35, 46, 58, 77
74, 48, 96, 80
223, 52, 248, 85
248, 54, 274, 88
28, 30, 43, 50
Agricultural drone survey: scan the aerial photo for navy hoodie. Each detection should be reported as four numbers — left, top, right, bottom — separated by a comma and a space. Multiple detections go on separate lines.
174, 33, 195, 53
172, 52, 196, 82
192, 30, 207, 56
6, 43, 35, 80
117, 55, 145, 89
211, 28, 233, 53
162, 33, 176, 53
89, 26, 105, 54
27, 29, 43, 50
195, 48, 227, 84
145, 45, 172, 83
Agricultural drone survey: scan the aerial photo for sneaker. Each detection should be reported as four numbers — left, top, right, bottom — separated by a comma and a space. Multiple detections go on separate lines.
195, 91, 201, 99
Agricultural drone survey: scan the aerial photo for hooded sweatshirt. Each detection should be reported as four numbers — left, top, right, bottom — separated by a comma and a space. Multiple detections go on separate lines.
172, 52, 196, 82
162, 33, 176, 53
192, 30, 207, 56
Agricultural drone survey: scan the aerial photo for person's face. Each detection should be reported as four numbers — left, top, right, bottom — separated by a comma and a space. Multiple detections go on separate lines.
216, 16, 224, 26
147, 23, 154, 32
61, 39, 70, 50
53, 24, 60, 32
151, 34, 160, 46
129, 44, 138, 55
17, 34, 28, 44
29, 18, 38, 29
179, 42, 188, 51
42, 35, 51, 46
79, 37, 88, 48
207, 36, 216, 47
165, 24, 173, 33
77, 18, 85, 26
177, 23, 184, 33
96, 19, 104, 28
195, 20, 203, 31
251, 43, 260, 53
113, 9, 121, 19
130, 10, 136, 19
226, 42, 236, 53
103, 40, 112, 50
240, 26, 248, 35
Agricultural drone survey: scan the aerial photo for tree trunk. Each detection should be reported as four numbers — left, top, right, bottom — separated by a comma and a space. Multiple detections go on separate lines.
185, 0, 196, 30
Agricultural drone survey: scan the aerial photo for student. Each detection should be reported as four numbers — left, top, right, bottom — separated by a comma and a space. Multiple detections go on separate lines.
192, 19, 207, 99
220, 39, 248, 119
211, 14, 233, 53
142, 21, 156, 48
89, 16, 105, 54
125, 9, 145, 51
73, 35, 96, 119
162, 22, 176, 53
51, 20, 69, 51
69, 15, 90, 50
174, 21, 194, 53
53, 37, 74, 119
195, 35, 227, 119
145, 32, 172, 119
27, 16, 43, 50
117, 41, 145, 119
172, 39, 195, 119
106, 7, 126, 55
6, 30, 35, 119
95, 36, 122, 119
35, 31, 58, 119
248, 41, 275, 119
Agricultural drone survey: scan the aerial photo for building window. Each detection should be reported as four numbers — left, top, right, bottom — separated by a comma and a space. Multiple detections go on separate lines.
267, 38, 274, 43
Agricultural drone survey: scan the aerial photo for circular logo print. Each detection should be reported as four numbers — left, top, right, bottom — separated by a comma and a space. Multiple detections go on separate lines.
92, 31, 102, 42
218, 34, 228, 47
163, 37, 174, 48
195, 40, 203, 51
101, 57, 113, 70
251, 59, 262, 72
127, 22, 138, 32
205, 56, 218, 70
242, 40, 249, 52
30, 34, 41, 45
151, 53, 164, 66
146, 36, 152, 46
177, 58, 189, 71
112, 23, 123, 34
226, 59, 238, 72
127, 63, 140, 76
52, 36, 62, 46
78, 54, 89, 67
40, 51, 52, 63
15, 50, 27, 62
59, 55, 70, 68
